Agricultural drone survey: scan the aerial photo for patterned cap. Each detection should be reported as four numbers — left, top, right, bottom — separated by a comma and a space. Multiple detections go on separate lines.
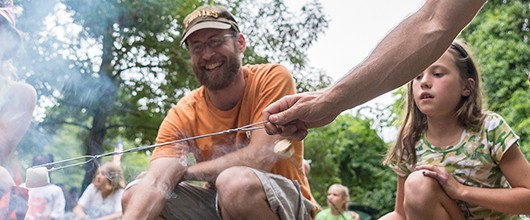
180, 5, 240, 46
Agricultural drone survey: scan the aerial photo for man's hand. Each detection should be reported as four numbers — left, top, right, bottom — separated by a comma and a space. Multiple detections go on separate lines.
262, 91, 340, 141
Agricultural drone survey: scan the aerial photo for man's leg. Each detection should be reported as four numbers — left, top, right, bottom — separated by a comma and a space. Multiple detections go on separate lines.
123, 179, 219, 220
403, 171, 465, 220
216, 166, 313, 220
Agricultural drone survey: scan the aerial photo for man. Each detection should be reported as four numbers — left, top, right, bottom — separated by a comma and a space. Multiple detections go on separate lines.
122, 5, 317, 219
263, 0, 487, 140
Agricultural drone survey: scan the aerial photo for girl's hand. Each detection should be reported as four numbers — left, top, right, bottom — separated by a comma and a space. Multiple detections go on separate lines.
416, 164, 464, 200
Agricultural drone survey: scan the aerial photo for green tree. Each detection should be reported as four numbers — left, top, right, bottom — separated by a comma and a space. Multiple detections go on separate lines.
304, 114, 396, 216
15, 0, 330, 190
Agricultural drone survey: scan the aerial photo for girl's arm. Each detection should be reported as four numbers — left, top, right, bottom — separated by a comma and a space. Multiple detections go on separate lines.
461, 144, 530, 214
421, 143, 530, 215
378, 175, 406, 220
73, 204, 87, 220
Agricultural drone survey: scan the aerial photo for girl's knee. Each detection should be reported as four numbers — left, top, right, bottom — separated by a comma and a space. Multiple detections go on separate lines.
404, 170, 441, 206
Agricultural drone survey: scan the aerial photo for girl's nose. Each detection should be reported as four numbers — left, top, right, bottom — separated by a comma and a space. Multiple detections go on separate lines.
420, 74, 432, 88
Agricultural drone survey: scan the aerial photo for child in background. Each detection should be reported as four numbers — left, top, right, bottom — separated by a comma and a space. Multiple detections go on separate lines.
381, 40, 530, 219
73, 163, 125, 220
315, 184, 359, 220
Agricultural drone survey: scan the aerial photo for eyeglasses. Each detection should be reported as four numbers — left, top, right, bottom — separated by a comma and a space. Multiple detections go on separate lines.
187, 34, 235, 55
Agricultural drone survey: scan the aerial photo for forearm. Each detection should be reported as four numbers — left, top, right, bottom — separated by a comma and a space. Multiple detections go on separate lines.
458, 185, 530, 214
185, 132, 280, 182
184, 145, 276, 182
324, 0, 485, 111
73, 205, 87, 220
123, 158, 186, 219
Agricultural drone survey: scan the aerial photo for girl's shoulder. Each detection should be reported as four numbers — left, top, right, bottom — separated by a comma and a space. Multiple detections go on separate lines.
481, 111, 510, 131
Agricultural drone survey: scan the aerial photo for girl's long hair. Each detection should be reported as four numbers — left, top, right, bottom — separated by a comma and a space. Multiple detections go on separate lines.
94, 163, 125, 192
383, 40, 485, 166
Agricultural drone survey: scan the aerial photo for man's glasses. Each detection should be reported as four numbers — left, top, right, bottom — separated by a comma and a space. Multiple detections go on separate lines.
187, 34, 235, 55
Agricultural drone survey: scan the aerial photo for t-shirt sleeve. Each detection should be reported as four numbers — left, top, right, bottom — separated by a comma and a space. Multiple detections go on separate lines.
486, 112, 520, 163
77, 184, 95, 207
113, 189, 124, 213
151, 104, 192, 160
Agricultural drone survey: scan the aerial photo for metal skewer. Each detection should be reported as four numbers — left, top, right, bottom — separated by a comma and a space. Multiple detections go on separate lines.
32, 120, 267, 172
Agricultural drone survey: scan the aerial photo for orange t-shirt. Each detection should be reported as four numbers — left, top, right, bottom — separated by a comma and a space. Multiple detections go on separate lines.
152, 63, 317, 209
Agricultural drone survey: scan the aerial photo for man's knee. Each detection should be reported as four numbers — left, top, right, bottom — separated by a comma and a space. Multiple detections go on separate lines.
216, 167, 262, 200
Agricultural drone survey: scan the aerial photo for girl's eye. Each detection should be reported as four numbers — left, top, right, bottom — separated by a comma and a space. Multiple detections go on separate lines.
434, 72, 444, 77
415, 74, 423, 80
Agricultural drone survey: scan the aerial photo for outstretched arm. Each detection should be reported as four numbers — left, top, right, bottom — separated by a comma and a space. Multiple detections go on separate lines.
264, 0, 487, 140
0, 82, 36, 160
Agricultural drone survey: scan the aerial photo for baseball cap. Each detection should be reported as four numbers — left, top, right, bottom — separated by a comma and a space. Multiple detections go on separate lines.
180, 5, 240, 46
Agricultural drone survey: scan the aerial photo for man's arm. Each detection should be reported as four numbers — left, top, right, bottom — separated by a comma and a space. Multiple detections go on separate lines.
264, 0, 487, 140
183, 129, 282, 182
326, 0, 486, 111
122, 157, 186, 219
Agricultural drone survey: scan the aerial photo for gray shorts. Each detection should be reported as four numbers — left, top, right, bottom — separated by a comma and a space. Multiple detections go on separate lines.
126, 168, 314, 219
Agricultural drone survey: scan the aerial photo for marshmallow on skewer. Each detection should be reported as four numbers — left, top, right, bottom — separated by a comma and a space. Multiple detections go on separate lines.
25, 167, 50, 188
274, 139, 293, 158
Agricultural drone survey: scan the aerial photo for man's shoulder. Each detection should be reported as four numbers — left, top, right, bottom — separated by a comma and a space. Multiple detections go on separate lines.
244, 63, 289, 74
244, 63, 292, 83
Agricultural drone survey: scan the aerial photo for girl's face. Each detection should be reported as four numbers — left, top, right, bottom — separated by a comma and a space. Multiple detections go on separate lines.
412, 50, 471, 118
326, 185, 346, 210
93, 168, 110, 190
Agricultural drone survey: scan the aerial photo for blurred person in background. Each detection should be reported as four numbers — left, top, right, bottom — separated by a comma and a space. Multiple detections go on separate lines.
73, 162, 125, 220
315, 184, 359, 220
25, 155, 65, 220
0, 0, 36, 219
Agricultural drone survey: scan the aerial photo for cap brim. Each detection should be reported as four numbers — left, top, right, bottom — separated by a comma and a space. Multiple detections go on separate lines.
180, 21, 231, 46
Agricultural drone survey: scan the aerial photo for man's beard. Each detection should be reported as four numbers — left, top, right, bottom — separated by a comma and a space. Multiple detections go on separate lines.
193, 51, 241, 91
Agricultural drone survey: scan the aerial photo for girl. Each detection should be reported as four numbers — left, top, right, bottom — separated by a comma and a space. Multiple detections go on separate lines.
381, 40, 530, 219
73, 163, 125, 220
315, 184, 359, 220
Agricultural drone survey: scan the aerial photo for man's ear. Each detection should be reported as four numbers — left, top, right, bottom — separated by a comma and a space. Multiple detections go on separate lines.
237, 33, 246, 53
462, 78, 475, 97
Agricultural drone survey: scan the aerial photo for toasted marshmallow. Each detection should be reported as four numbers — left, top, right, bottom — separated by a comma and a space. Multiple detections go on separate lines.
274, 139, 293, 158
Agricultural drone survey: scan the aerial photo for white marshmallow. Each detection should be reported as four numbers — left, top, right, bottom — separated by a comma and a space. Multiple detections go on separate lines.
25, 167, 50, 188
274, 139, 293, 158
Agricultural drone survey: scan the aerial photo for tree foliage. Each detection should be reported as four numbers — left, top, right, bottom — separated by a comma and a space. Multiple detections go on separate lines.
14, 0, 330, 190
304, 115, 396, 216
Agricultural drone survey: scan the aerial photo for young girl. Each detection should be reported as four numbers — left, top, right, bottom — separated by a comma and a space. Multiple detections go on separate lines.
381, 40, 530, 219
73, 163, 125, 220
315, 184, 359, 220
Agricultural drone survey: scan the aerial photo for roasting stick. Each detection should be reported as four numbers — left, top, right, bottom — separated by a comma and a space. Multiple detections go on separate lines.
25, 121, 267, 187
32, 120, 268, 172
